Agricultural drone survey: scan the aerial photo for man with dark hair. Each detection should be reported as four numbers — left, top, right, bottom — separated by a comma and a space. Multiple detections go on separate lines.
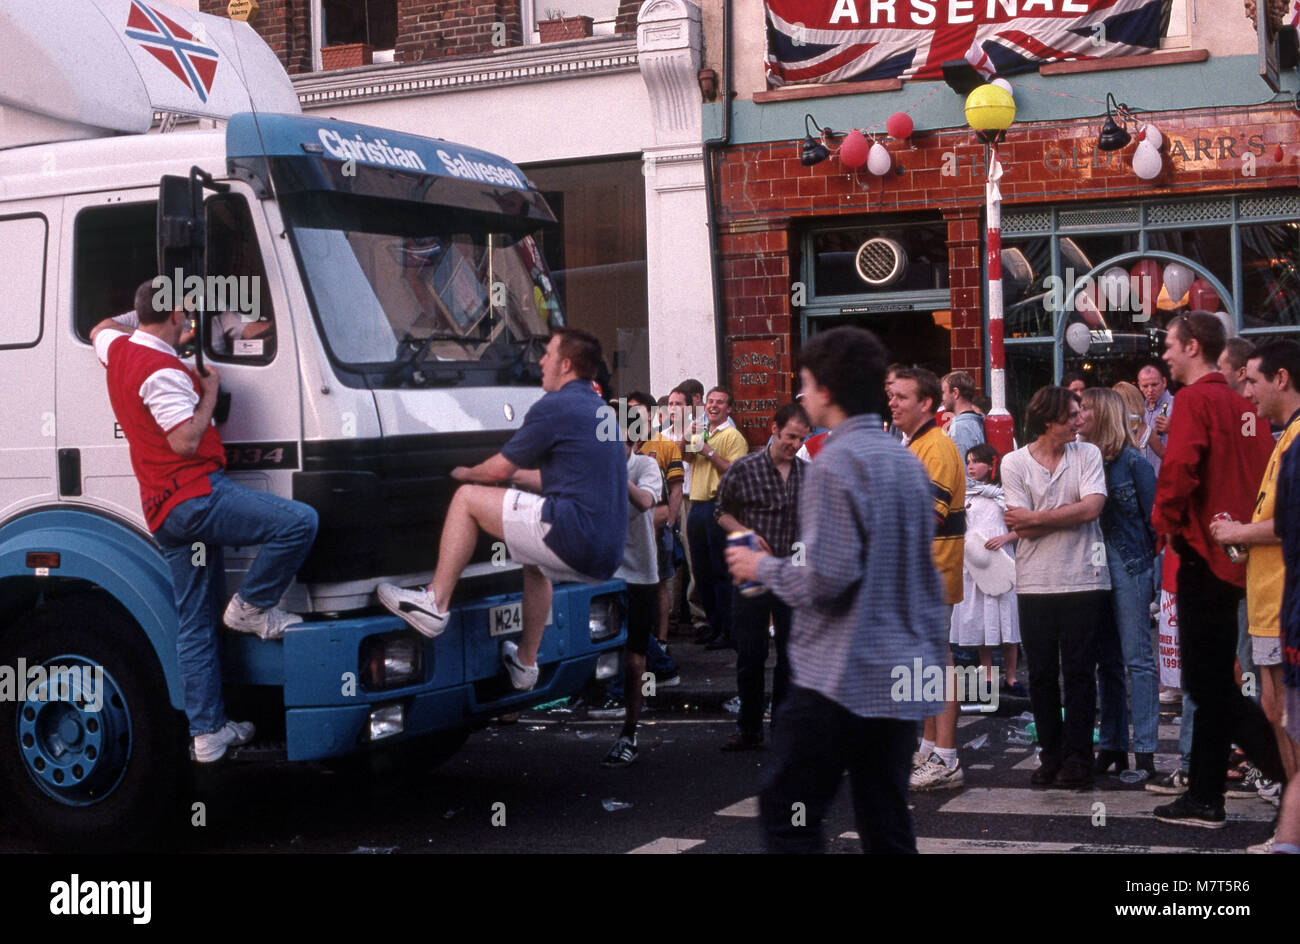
942, 370, 985, 471
727, 327, 948, 853
1001, 385, 1110, 788
1218, 337, 1256, 397
1208, 340, 1300, 846
1150, 312, 1282, 827
677, 378, 705, 405
90, 282, 319, 763
715, 401, 810, 751
378, 329, 626, 690
685, 386, 749, 650
891, 367, 966, 790
625, 391, 684, 653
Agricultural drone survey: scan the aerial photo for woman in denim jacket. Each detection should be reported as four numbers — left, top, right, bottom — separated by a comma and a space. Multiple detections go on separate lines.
1080, 388, 1160, 779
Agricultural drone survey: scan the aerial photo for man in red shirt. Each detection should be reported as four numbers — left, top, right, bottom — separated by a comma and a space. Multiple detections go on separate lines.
91, 282, 318, 763
1150, 311, 1283, 828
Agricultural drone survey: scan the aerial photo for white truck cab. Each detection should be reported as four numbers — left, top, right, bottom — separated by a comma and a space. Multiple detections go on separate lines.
0, 0, 623, 851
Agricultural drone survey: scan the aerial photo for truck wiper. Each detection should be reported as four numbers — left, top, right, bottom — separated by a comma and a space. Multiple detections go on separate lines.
386, 332, 485, 387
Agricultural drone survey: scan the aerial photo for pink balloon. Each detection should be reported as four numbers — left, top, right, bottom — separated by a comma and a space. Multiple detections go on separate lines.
886, 112, 914, 140
1188, 278, 1220, 312
1129, 259, 1162, 320
840, 130, 869, 169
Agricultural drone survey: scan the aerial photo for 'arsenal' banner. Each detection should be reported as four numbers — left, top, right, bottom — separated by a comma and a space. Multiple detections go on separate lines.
765, 0, 1167, 86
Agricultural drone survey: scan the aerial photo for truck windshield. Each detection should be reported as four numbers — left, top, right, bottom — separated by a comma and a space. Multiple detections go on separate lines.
282, 193, 563, 387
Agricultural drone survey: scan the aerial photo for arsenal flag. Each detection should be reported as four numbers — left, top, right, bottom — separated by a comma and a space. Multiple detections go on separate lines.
765, 0, 1167, 86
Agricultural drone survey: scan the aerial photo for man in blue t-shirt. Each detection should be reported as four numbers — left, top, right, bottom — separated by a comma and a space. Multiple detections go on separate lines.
378, 328, 626, 690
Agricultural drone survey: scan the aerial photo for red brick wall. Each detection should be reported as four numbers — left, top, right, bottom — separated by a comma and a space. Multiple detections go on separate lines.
396, 0, 522, 62
716, 103, 1300, 420
614, 0, 641, 34
200, 0, 312, 75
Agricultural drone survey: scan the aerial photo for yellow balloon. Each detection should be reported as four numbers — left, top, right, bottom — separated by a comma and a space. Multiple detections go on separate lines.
965, 84, 1016, 133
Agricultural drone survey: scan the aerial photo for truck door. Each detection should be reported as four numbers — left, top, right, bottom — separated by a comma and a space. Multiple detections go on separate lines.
56, 184, 303, 586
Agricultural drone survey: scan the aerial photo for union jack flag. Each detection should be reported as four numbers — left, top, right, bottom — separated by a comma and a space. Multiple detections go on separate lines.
124, 0, 220, 102
765, 0, 1165, 86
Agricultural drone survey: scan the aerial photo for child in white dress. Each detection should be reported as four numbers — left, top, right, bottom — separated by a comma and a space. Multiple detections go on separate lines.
950, 444, 1023, 696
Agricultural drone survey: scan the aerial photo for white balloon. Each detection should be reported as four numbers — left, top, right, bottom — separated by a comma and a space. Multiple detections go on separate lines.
867, 141, 893, 176
1099, 266, 1130, 311
1212, 311, 1234, 338
1066, 322, 1093, 355
1133, 139, 1162, 180
1141, 123, 1163, 149
1162, 261, 1195, 304
991, 78, 1013, 96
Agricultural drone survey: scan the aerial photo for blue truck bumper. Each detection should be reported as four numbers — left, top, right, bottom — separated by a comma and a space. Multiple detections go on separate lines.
221, 580, 625, 761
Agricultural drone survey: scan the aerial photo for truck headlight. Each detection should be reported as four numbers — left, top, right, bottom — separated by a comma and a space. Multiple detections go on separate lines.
360, 633, 423, 690
588, 594, 622, 642
595, 651, 620, 680
369, 704, 405, 741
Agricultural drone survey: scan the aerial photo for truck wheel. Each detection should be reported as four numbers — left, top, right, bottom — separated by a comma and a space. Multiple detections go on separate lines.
0, 595, 186, 852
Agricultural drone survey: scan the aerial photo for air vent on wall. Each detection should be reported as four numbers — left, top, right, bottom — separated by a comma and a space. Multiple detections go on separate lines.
855, 237, 908, 287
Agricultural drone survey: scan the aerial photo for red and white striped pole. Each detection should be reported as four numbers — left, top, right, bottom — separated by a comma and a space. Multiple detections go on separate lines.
983, 142, 1015, 458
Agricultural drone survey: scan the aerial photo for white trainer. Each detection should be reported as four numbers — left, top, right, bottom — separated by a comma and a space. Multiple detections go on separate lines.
911, 750, 931, 769
910, 755, 965, 791
223, 594, 303, 640
377, 583, 448, 638
501, 640, 539, 691
192, 720, 255, 763
1247, 832, 1276, 854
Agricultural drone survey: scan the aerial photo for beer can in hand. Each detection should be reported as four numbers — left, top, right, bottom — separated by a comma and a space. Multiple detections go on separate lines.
727, 529, 768, 597
1211, 512, 1248, 563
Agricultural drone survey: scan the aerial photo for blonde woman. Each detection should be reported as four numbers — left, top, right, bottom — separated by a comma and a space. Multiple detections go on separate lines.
1112, 381, 1153, 454
1080, 388, 1160, 780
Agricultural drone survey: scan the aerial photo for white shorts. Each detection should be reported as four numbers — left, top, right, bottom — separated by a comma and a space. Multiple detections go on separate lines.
501, 488, 593, 585
1252, 635, 1282, 667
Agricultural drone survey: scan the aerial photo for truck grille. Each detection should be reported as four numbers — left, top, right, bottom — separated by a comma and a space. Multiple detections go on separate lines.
294, 431, 514, 584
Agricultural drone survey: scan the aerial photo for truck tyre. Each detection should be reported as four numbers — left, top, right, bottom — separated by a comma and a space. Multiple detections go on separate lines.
0, 595, 187, 852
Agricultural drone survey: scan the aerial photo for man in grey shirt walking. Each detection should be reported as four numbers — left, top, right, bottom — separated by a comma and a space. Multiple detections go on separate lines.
727, 326, 948, 854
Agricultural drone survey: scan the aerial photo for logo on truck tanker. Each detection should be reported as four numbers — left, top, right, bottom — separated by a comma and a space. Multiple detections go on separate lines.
125, 0, 220, 103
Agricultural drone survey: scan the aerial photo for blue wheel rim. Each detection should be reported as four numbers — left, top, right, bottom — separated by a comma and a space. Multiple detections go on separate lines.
15, 655, 132, 807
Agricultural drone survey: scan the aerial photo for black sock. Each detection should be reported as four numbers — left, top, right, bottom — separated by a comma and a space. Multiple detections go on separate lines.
620, 722, 636, 741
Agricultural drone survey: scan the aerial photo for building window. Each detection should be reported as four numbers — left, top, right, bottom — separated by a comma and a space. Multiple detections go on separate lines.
314, 0, 398, 67
522, 0, 620, 43
1161, 0, 1190, 48
523, 158, 648, 396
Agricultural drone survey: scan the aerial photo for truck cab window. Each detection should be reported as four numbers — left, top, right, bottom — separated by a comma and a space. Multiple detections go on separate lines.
204, 194, 276, 363
73, 202, 157, 341
73, 195, 275, 362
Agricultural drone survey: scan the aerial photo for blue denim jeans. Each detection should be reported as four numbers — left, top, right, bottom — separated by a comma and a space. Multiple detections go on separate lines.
1097, 556, 1160, 754
155, 472, 319, 735
686, 499, 731, 641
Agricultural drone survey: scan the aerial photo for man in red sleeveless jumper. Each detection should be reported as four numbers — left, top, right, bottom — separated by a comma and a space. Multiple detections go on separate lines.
91, 282, 318, 762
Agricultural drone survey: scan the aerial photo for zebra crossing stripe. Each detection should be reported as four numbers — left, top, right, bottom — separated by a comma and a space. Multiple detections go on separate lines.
715, 796, 760, 818
834, 835, 1237, 854
627, 837, 706, 854
938, 788, 1276, 821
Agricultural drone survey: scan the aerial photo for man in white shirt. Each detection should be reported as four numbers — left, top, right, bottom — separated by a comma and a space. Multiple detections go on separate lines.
1002, 385, 1110, 789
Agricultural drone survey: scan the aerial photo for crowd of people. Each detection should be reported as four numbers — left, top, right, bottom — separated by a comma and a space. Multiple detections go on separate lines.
588, 314, 1300, 854
97, 274, 1299, 853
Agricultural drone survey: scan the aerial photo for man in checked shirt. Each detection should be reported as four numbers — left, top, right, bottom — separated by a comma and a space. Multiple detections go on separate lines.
715, 401, 811, 751
727, 327, 948, 854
